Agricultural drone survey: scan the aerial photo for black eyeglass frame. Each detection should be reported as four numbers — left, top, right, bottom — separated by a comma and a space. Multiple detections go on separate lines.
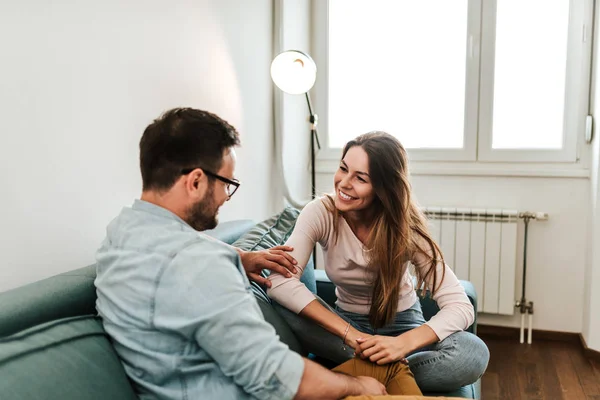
181, 168, 240, 199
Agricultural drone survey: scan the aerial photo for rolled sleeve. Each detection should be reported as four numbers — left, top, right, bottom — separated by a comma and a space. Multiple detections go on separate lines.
263, 351, 305, 400
154, 242, 305, 400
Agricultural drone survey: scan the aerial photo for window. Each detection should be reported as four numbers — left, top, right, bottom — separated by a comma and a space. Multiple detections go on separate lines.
315, 0, 593, 164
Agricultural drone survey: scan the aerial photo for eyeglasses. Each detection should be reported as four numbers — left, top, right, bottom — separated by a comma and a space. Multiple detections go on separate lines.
181, 168, 240, 199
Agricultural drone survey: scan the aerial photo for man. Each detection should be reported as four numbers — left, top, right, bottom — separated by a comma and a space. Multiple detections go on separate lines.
94, 108, 387, 400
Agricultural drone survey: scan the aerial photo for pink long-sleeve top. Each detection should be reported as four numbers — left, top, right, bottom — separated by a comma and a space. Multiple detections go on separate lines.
266, 198, 475, 341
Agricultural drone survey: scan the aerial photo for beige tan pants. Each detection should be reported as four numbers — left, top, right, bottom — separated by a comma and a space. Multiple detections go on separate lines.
345, 397, 463, 400
332, 357, 422, 397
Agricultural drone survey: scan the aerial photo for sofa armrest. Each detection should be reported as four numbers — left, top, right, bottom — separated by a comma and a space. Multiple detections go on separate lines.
460, 280, 478, 314
459, 280, 478, 334
419, 280, 478, 334
314, 270, 478, 334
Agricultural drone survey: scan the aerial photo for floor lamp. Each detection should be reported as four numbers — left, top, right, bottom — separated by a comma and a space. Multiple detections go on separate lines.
271, 50, 321, 267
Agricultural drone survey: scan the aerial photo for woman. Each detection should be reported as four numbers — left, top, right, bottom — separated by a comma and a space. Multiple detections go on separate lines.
267, 132, 489, 393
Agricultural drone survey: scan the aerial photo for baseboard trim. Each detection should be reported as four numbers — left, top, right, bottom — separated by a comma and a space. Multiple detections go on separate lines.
579, 334, 600, 363
478, 324, 600, 363
478, 324, 580, 343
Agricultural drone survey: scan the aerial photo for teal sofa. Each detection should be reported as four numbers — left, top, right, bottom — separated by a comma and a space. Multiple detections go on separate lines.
0, 211, 481, 399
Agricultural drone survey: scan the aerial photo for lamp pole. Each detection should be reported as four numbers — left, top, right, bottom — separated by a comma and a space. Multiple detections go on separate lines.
305, 92, 320, 269
305, 92, 321, 199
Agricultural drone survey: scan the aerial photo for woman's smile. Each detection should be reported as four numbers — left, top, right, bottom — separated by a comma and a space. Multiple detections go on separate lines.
338, 190, 358, 202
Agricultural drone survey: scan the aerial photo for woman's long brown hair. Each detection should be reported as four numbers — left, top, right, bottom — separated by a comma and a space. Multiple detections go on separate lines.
324, 132, 445, 328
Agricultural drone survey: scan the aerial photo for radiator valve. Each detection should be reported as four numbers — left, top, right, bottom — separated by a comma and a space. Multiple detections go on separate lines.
515, 300, 534, 344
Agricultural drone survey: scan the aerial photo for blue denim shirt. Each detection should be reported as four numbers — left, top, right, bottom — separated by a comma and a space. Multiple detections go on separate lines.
95, 200, 304, 400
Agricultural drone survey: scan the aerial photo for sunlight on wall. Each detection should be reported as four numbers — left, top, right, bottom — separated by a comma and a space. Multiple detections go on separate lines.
0, 0, 270, 292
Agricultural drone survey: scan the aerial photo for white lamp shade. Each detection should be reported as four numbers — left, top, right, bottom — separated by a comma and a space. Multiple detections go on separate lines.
270, 50, 317, 95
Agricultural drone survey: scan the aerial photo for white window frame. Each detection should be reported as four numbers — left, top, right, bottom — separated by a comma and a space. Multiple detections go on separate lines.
477, 0, 593, 163
311, 0, 593, 174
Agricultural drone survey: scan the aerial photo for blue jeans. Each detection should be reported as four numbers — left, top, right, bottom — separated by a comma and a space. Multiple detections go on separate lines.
273, 298, 489, 393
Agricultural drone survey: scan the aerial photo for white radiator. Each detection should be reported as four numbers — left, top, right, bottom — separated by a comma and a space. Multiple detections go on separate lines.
423, 207, 518, 315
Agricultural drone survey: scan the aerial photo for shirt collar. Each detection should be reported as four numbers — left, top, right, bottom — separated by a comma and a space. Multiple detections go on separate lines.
132, 199, 192, 228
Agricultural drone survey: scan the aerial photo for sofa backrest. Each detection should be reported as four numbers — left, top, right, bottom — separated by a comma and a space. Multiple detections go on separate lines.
0, 266, 97, 338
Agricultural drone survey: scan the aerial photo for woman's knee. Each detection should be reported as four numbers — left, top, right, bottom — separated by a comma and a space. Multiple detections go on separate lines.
448, 331, 490, 385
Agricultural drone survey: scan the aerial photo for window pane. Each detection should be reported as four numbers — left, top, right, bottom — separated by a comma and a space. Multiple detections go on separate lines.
492, 0, 569, 149
328, 0, 468, 149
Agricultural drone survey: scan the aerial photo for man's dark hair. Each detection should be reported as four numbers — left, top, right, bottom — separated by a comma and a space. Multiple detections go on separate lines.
139, 108, 240, 191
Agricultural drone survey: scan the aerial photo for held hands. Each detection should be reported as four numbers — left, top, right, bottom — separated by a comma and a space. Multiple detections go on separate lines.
344, 327, 372, 350
355, 334, 412, 365
237, 246, 298, 288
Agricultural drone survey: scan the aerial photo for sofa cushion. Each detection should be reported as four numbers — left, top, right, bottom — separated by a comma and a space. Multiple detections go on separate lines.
0, 315, 137, 400
232, 207, 299, 251
232, 206, 316, 294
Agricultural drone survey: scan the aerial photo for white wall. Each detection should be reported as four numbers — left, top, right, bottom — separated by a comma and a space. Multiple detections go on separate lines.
0, 0, 276, 292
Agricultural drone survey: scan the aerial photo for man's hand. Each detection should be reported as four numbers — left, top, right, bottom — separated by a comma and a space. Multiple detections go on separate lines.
351, 376, 388, 396
237, 246, 298, 288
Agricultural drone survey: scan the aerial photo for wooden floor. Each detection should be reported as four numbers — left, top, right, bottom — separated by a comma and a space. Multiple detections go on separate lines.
480, 335, 600, 400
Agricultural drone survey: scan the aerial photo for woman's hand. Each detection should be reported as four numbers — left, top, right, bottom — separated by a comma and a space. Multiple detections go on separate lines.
344, 326, 372, 350
355, 325, 438, 365
237, 246, 298, 287
355, 335, 412, 365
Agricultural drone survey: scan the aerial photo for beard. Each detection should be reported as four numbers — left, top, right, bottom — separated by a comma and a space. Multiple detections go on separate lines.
186, 184, 219, 231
